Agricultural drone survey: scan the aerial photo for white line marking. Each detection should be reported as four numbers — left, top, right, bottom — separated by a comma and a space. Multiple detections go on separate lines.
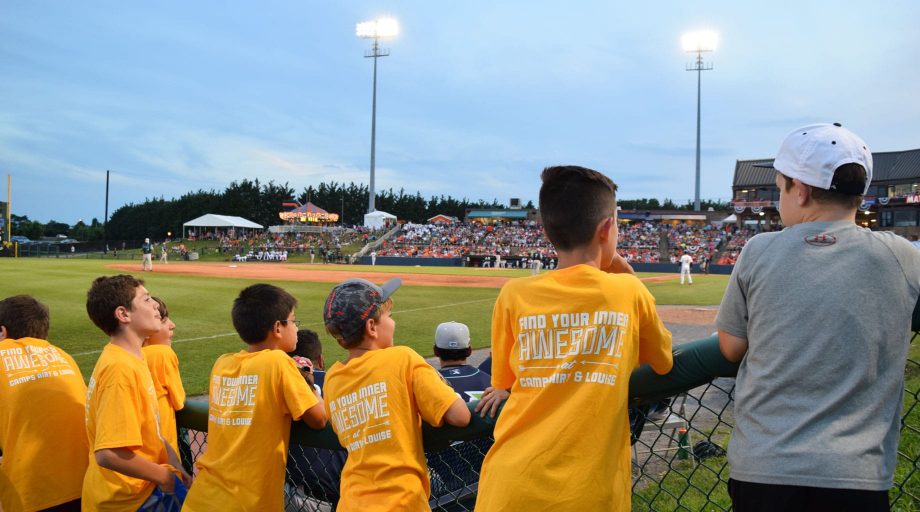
70, 298, 496, 358
390, 298, 495, 315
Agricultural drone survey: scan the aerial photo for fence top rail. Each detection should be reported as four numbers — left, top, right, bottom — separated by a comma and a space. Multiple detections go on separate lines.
176, 336, 739, 450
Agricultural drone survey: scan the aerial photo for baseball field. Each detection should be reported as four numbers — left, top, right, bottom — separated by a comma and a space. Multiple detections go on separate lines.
0, 258, 729, 394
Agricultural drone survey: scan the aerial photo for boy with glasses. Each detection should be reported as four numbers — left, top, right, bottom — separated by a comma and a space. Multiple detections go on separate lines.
183, 284, 326, 511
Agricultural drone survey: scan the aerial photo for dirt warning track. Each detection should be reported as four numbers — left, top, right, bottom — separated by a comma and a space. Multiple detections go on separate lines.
107, 262, 682, 289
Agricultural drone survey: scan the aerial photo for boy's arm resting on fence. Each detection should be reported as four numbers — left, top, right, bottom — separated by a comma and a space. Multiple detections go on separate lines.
718, 330, 748, 363
475, 387, 510, 419
628, 334, 740, 406
423, 400, 505, 451
442, 397, 472, 427
299, 396, 328, 430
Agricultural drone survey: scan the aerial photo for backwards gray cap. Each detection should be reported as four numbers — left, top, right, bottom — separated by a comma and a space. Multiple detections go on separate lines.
323, 278, 401, 342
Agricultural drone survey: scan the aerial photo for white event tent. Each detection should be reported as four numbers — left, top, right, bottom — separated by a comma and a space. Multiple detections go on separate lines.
182, 214, 264, 239
363, 210, 397, 229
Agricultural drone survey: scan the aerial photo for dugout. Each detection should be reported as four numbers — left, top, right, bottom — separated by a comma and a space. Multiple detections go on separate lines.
731, 148, 920, 236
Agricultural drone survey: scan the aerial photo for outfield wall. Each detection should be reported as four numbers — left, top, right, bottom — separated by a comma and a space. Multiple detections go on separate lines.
356, 256, 734, 275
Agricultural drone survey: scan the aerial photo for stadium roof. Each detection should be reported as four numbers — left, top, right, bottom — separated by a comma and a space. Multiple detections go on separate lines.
467, 209, 529, 219
733, 148, 920, 188
183, 214, 263, 229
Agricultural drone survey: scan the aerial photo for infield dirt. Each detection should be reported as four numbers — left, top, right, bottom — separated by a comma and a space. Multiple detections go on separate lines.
108, 262, 684, 289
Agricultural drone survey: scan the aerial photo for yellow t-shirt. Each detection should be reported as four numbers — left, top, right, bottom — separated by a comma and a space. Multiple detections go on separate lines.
142, 344, 186, 455
182, 349, 319, 512
323, 346, 459, 512
0, 337, 88, 512
475, 264, 673, 511
82, 343, 167, 512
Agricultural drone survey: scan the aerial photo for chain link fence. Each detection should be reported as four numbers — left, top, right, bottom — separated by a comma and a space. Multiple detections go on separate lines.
176, 334, 919, 511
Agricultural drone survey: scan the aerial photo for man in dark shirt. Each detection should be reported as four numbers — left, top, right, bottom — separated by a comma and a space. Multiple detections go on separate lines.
433, 322, 490, 402
430, 321, 492, 501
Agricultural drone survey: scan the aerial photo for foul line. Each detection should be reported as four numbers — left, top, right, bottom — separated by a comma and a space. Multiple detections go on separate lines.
70, 297, 496, 358
390, 297, 495, 316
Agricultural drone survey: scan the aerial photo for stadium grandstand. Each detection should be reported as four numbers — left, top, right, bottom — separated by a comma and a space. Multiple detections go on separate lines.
731, 148, 920, 236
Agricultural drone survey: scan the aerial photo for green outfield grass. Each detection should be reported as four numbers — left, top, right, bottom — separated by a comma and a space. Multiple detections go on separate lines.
0, 259, 723, 394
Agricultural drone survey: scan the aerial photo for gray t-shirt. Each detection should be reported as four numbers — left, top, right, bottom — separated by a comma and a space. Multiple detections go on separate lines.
717, 220, 920, 490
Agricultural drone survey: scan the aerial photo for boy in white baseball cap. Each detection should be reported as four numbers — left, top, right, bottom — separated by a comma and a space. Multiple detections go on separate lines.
718, 123, 920, 511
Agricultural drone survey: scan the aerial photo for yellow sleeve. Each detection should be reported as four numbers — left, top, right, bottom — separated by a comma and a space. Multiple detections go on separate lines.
164, 349, 186, 411
92, 372, 145, 451
637, 283, 674, 374
490, 287, 515, 390
279, 355, 319, 420
410, 352, 461, 427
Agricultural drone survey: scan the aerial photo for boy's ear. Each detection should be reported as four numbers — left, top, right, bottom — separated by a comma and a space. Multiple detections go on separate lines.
114, 305, 131, 325
597, 217, 614, 241
365, 318, 378, 339
794, 179, 812, 207
0, 325, 6, 341
271, 320, 285, 339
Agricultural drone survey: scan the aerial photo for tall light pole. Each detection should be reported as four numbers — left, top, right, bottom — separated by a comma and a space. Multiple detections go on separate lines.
682, 30, 717, 212
356, 17, 399, 214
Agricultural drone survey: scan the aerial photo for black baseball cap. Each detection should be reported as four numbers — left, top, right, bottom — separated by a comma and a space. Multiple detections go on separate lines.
323, 278, 401, 342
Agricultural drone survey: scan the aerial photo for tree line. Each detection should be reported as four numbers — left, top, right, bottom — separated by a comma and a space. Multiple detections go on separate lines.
6, 181, 731, 242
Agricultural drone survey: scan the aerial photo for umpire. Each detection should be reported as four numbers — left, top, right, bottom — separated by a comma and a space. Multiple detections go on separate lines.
717, 123, 920, 511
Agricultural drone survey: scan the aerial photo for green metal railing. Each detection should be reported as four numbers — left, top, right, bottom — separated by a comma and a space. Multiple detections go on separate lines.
176, 334, 919, 511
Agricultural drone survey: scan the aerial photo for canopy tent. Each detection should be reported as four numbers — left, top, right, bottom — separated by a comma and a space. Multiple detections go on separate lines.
182, 214, 263, 239
364, 210, 397, 229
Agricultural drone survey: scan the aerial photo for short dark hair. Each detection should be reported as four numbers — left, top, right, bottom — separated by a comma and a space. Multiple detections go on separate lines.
151, 297, 169, 319
781, 163, 866, 209
0, 295, 50, 339
231, 284, 297, 344
86, 275, 144, 335
290, 329, 323, 361
433, 345, 472, 362
539, 165, 618, 250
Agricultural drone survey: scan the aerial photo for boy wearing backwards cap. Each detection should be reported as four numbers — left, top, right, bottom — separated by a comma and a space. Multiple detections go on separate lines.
474, 166, 673, 511
323, 278, 471, 511
718, 123, 920, 510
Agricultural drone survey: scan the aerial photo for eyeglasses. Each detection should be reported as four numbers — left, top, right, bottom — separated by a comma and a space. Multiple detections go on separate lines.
279, 319, 301, 327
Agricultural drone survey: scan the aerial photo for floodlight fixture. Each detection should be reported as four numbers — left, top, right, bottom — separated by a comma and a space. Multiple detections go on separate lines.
356, 18, 399, 39
683, 30, 718, 212
682, 31, 718, 53
356, 17, 399, 214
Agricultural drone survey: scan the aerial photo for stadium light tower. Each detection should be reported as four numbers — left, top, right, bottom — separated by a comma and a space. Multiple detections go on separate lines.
682, 30, 717, 212
356, 17, 399, 214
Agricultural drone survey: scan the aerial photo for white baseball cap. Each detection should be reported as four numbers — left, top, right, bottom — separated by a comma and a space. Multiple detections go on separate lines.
769, 123, 873, 195
435, 321, 471, 350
